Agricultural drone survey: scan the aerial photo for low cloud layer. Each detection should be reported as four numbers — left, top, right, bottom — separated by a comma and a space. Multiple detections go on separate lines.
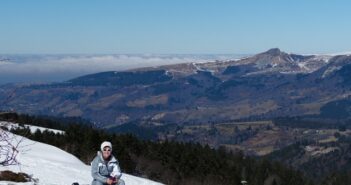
0, 54, 242, 84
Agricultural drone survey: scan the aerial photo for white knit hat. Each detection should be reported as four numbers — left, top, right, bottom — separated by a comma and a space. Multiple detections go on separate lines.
100, 141, 112, 151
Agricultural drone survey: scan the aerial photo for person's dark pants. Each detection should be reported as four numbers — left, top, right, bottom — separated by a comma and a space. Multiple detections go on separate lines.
92, 179, 125, 185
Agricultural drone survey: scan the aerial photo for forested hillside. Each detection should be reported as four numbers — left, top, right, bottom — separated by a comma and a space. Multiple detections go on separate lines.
0, 112, 313, 185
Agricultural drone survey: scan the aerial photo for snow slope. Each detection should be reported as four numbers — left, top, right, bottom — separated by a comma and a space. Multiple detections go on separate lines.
0, 131, 163, 185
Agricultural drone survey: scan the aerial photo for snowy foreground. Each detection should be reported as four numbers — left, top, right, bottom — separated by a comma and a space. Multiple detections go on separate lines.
0, 130, 163, 185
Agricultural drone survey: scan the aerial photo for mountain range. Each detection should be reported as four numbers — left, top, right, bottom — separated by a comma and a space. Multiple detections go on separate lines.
0, 48, 351, 128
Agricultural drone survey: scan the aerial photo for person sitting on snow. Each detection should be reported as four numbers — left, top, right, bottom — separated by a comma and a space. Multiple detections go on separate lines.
91, 141, 125, 185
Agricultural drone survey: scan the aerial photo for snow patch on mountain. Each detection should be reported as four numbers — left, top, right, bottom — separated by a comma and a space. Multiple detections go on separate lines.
313, 55, 332, 63
322, 66, 343, 78
0, 121, 64, 135
327, 51, 351, 56
297, 62, 310, 71
192, 63, 215, 74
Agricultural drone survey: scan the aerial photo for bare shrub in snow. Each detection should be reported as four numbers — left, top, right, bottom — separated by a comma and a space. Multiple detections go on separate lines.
0, 129, 24, 166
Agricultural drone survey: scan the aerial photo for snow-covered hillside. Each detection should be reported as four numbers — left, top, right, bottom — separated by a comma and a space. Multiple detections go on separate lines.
0, 129, 163, 185
0, 121, 64, 134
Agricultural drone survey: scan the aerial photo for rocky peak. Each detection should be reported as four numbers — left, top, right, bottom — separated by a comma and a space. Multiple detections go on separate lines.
263, 48, 282, 56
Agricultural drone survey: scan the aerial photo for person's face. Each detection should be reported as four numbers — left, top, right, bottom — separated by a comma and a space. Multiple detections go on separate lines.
102, 146, 111, 160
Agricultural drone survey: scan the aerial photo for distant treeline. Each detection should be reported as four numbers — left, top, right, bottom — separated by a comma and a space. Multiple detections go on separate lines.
0, 112, 316, 185
0, 112, 91, 130
273, 116, 351, 130
268, 138, 351, 185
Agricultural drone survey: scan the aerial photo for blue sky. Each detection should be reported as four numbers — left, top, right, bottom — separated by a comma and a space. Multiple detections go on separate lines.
1, 0, 350, 54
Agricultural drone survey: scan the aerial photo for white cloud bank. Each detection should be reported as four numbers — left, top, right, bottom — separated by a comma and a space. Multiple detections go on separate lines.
0, 54, 243, 84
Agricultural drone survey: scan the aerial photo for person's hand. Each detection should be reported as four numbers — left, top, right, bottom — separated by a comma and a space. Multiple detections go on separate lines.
106, 178, 114, 185
112, 177, 118, 184
113, 179, 118, 184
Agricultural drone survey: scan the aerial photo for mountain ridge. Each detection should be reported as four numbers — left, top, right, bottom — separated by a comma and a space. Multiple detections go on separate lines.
0, 48, 350, 127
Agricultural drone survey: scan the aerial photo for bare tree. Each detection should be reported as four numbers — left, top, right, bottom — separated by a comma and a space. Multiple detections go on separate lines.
0, 128, 24, 166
